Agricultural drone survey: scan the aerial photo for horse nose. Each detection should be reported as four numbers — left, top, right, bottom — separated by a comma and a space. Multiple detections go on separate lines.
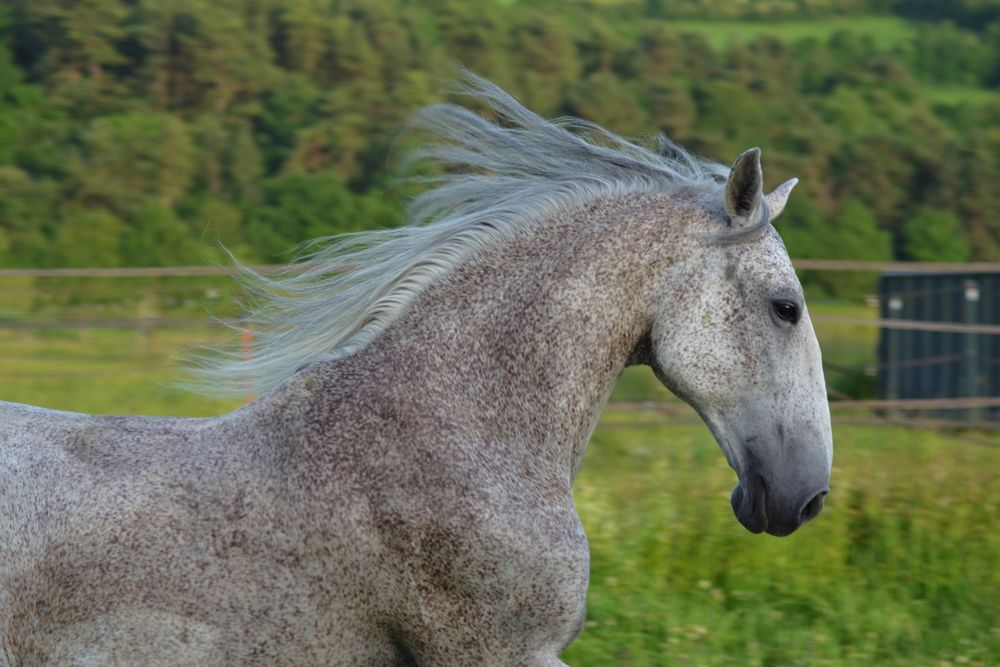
798, 489, 828, 525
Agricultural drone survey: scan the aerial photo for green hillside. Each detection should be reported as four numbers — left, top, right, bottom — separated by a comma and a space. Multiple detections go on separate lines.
2, 1, 1000, 303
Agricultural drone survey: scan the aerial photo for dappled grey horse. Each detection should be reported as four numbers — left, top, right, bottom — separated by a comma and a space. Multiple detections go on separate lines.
1, 75, 832, 665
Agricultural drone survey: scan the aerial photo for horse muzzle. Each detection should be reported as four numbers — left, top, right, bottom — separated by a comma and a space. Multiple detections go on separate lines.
731, 474, 829, 537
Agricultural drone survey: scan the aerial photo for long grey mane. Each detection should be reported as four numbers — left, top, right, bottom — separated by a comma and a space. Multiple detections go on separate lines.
192, 72, 730, 396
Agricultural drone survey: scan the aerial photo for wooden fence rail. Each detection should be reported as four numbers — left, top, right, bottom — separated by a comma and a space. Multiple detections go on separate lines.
4, 259, 1000, 279
6, 314, 1000, 337
610, 397, 1000, 413
4, 262, 1000, 431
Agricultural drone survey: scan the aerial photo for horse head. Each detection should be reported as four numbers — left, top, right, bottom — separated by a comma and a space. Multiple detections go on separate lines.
648, 148, 832, 536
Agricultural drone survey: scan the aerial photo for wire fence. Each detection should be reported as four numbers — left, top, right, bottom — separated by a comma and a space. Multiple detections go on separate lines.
5, 258, 1000, 278
3, 260, 1000, 432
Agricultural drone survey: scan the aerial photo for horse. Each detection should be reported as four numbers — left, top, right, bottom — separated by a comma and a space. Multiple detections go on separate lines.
0, 74, 832, 666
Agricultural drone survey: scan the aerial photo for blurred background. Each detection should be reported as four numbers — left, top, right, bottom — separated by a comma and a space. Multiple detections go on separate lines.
1, 1, 998, 665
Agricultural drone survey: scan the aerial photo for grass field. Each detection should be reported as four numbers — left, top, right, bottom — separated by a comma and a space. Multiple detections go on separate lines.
567, 417, 999, 666
1, 280, 998, 665
0, 326, 242, 416
922, 85, 1000, 108
666, 17, 916, 51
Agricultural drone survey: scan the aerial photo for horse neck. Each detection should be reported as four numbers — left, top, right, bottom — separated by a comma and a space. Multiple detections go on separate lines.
366, 193, 686, 481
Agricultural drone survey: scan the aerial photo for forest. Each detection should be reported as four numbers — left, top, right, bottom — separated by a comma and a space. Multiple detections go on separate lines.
2, 0, 1000, 297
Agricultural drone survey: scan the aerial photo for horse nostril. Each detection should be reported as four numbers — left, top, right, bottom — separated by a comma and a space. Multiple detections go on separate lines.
799, 489, 828, 524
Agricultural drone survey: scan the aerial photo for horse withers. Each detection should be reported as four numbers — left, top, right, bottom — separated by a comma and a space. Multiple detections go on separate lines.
0, 75, 832, 665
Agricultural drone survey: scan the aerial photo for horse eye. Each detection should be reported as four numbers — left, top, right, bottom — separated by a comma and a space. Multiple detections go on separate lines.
772, 300, 800, 324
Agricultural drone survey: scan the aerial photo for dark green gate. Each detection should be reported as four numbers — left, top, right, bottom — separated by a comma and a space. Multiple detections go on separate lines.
877, 271, 1000, 420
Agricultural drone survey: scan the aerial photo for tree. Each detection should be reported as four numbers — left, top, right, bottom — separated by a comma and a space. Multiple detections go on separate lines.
134, 0, 276, 114
254, 76, 323, 173
635, 24, 684, 85
782, 197, 892, 299
569, 72, 649, 138
1, 0, 1000, 273
120, 199, 202, 266
70, 112, 197, 215
832, 134, 918, 234
284, 115, 369, 182
902, 208, 970, 262
189, 114, 229, 195
182, 197, 247, 258
909, 22, 994, 85
429, 0, 510, 81
244, 171, 401, 259
16, 0, 129, 84
0, 166, 58, 267
269, 0, 331, 78
957, 127, 1000, 259
510, 12, 580, 116
646, 81, 696, 140
53, 208, 126, 267
575, 14, 630, 77
690, 80, 772, 156
227, 122, 263, 200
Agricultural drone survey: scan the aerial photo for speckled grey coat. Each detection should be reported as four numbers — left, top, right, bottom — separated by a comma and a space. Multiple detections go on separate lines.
1, 84, 832, 666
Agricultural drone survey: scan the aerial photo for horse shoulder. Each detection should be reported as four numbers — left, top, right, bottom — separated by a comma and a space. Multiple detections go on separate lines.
358, 438, 589, 662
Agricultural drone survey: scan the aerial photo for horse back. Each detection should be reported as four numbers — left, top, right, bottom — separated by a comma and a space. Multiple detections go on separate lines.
0, 401, 237, 661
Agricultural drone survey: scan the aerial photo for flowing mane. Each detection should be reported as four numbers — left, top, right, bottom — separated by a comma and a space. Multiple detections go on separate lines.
192, 72, 730, 396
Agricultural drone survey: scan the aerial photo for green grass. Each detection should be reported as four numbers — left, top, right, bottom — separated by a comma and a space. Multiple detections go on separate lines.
0, 275, 244, 415
667, 16, 917, 51
0, 326, 242, 415
922, 85, 1000, 107
567, 417, 999, 666
807, 299, 881, 400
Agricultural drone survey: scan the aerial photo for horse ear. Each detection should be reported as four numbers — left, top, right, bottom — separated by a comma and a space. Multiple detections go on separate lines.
764, 177, 798, 221
724, 147, 764, 228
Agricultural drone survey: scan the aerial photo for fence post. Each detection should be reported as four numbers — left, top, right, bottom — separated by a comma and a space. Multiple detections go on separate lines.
886, 295, 903, 415
136, 288, 160, 355
242, 325, 256, 404
964, 280, 981, 421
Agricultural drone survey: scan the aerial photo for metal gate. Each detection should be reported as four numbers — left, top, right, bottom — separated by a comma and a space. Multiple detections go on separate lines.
878, 271, 1000, 420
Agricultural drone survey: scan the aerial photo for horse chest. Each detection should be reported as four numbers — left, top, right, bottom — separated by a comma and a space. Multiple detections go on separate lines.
364, 479, 590, 663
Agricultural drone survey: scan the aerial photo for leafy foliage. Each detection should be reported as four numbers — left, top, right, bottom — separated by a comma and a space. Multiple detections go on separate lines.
1, 1, 999, 299
902, 208, 970, 262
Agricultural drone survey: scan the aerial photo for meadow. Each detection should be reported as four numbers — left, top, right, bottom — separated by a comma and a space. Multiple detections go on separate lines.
569, 416, 999, 666
666, 16, 917, 50
1, 277, 997, 665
